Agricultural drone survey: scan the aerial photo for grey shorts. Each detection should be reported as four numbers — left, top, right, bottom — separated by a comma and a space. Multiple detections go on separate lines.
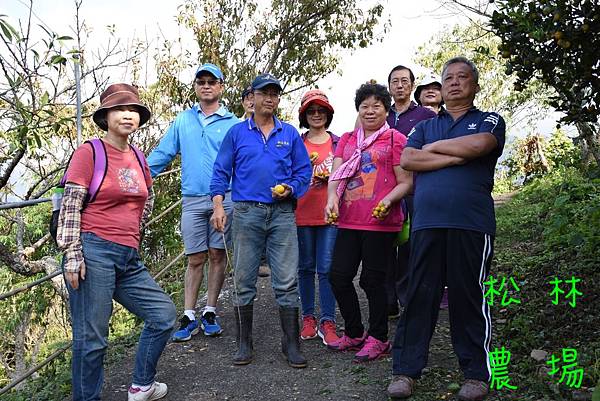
181, 193, 233, 255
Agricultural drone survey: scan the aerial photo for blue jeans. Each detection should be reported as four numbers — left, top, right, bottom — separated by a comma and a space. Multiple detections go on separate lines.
66, 232, 176, 401
231, 201, 300, 307
297, 225, 337, 323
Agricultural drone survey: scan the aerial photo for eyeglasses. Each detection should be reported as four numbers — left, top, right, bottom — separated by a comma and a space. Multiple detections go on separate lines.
306, 108, 328, 115
254, 90, 280, 99
390, 79, 412, 87
195, 79, 219, 86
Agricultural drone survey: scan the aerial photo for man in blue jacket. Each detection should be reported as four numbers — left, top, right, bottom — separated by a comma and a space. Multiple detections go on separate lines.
147, 63, 239, 341
210, 73, 312, 368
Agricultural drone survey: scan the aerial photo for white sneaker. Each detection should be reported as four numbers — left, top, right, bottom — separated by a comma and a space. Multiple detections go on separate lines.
128, 381, 168, 401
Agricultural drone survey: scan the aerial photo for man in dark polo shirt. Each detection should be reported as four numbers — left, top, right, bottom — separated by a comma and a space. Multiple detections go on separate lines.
387, 65, 436, 136
387, 57, 505, 401
386, 65, 436, 319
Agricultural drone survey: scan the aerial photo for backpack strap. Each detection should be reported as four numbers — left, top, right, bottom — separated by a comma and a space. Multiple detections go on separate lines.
86, 138, 108, 203
130, 144, 151, 189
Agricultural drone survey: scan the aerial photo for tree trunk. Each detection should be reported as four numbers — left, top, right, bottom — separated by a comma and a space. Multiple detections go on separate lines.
534, 135, 550, 172
11, 312, 31, 390
576, 122, 600, 167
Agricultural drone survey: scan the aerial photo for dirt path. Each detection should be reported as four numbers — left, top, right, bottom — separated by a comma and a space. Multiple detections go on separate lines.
101, 272, 461, 401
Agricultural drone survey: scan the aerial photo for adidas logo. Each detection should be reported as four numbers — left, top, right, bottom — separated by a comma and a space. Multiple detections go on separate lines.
468, 123, 477, 130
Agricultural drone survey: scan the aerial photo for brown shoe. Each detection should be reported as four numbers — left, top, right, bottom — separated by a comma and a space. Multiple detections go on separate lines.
258, 265, 270, 277
387, 375, 414, 399
458, 379, 489, 401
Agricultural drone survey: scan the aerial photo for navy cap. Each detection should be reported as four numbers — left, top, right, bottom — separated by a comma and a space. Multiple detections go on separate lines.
241, 86, 252, 100
251, 73, 282, 91
195, 63, 224, 81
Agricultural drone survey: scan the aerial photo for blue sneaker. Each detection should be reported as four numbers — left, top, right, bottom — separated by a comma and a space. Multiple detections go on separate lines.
200, 311, 223, 336
172, 315, 199, 342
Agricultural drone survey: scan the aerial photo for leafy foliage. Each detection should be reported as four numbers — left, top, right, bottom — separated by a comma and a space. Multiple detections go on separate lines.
501, 129, 581, 183
493, 167, 599, 397
415, 22, 551, 129
489, 0, 600, 126
167, 0, 387, 116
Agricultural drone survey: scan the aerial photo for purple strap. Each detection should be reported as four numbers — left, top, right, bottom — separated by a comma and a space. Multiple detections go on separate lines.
59, 139, 147, 202
87, 138, 107, 202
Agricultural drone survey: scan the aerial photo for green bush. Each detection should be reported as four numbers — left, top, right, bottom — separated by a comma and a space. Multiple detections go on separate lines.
493, 166, 599, 398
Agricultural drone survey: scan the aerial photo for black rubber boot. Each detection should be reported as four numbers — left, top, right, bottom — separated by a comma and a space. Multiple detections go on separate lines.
279, 307, 307, 368
233, 304, 253, 365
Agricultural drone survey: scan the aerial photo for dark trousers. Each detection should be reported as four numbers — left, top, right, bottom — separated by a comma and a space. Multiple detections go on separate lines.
385, 196, 413, 308
392, 228, 493, 381
386, 240, 410, 307
329, 228, 396, 342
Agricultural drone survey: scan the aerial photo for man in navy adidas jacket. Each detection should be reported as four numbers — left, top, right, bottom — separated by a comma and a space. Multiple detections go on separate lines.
388, 57, 506, 401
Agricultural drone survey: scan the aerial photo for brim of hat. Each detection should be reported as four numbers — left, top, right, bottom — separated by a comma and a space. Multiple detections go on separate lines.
195, 70, 222, 80
253, 81, 282, 91
299, 98, 335, 116
92, 104, 152, 131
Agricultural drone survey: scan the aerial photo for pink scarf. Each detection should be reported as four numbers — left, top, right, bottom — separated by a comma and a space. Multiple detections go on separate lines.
330, 122, 390, 198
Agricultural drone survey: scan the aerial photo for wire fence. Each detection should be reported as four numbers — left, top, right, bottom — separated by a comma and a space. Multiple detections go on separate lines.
0, 168, 185, 396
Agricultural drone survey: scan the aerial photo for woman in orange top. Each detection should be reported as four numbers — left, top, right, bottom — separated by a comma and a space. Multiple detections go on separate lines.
295, 90, 340, 346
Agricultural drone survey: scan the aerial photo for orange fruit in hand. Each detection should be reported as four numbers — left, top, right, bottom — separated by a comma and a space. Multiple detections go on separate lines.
273, 184, 286, 194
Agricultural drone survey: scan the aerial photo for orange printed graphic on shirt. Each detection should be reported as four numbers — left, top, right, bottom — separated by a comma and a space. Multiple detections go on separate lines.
344, 150, 380, 204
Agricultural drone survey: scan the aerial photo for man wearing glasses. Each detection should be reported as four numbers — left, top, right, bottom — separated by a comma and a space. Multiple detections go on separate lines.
147, 63, 239, 342
385, 65, 437, 321
210, 73, 312, 368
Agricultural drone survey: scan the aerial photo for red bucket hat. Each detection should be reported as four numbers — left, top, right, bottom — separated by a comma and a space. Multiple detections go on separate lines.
299, 89, 334, 116
92, 83, 151, 131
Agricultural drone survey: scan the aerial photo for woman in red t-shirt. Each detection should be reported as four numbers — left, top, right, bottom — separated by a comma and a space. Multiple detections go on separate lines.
56, 83, 175, 401
295, 90, 340, 346
325, 83, 413, 363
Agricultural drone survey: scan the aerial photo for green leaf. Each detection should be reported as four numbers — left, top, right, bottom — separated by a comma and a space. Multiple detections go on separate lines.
0, 20, 13, 41
57, 35, 73, 40
33, 132, 42, 148
50, 54, 67, 65
40, 91, 49, 107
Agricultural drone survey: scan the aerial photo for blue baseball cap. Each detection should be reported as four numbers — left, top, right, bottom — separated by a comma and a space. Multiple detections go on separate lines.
251, 73, 282, 91
195, 63, 224, 81
241, 85, 252, 100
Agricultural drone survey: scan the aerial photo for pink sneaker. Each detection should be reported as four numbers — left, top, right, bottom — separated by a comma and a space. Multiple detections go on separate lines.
354, 336, 391, 362
327, 331, 367, 351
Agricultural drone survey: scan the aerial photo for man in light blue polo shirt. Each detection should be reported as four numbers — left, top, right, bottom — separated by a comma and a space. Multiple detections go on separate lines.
147, 63, 239, 341
210, 73, 312, 368
388, 57, 506, 401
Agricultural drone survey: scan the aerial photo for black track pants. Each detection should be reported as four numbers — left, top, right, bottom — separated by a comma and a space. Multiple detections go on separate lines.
392, 228, 493, 381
